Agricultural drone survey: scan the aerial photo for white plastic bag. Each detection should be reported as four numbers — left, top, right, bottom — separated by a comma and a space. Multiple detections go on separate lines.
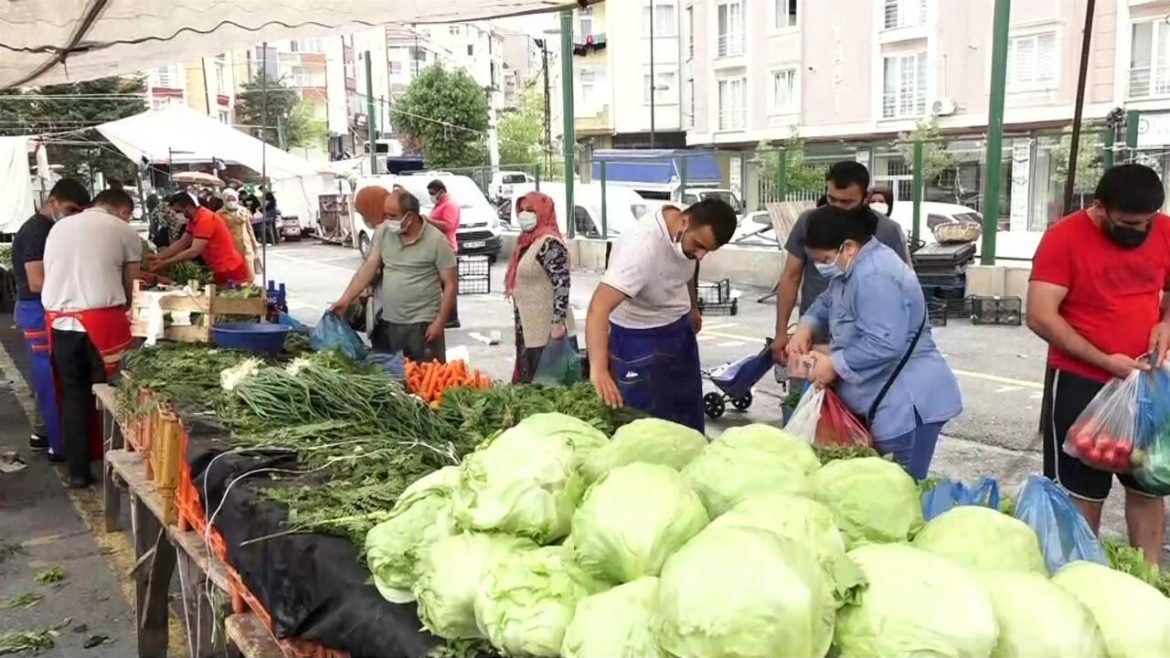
785, 385, 824, 443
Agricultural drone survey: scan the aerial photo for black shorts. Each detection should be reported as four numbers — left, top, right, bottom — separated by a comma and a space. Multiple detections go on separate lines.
1043, 368, 1160, 502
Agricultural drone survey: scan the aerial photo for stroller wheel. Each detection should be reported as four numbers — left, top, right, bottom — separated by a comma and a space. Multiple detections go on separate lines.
703, 392, 725, 419
732, 392, 753, 411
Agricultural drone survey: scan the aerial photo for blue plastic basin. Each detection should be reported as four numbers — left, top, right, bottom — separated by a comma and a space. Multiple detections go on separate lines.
211, 322, 290, 356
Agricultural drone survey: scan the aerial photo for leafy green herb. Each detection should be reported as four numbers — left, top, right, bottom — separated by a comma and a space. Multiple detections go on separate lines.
34, 567, 64, 584
1103, 537, 1170, 596
815, 444, 881, 465
0, 592, 42, 609
0, 620, 69, 655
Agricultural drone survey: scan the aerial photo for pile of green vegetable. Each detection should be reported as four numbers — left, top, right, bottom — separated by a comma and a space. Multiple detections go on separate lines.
367, 415, 1170, 658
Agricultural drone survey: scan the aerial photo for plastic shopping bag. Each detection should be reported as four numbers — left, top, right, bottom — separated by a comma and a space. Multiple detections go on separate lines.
1134, 364, 1170, 495
1013, 474, 1107, 574
1064, 370, 1140, 472
816, 389, 873, 449
533, 336, 581, 387
784, 385, 823, 443
921, 477, 1001, 521
275, 312, 310, 335
311, 311, 368, 362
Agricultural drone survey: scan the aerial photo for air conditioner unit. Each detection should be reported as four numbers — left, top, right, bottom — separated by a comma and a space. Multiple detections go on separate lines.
932, 97, 956, 116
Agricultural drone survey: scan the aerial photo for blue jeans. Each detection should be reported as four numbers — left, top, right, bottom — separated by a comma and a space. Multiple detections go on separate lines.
15, 299, 62, 456
876, 416, 945, 481
609, 315, 704, 433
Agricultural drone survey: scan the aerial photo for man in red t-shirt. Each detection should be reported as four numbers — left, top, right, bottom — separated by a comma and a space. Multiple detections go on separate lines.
152, 192, 249, 286
427, 179, 461, 328
1027, 163, 1170, 565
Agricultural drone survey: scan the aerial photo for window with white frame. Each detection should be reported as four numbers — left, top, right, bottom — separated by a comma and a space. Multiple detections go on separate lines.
686, 78, 694, 128
577, 7, 594, 39
1130, 20, 1170, 98
218, 110, 229, 124
643, 2, 677, 37
449, 25, 460, 36
152, 65, 182, 89
686, 6, 694, 59
717, 77, 746, 131
883, 0, 926, 30
580, 69, 599, 110
774, 0, 797, 29
1007, 31, 1057, 90
644, 71, 676, 104
771, 68, 797, 112
214, 59, 227, 95
717, 1, 745, 57
881, 52, 927, 119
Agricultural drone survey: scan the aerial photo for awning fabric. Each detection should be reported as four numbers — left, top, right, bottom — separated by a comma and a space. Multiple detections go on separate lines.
0, 0, 586, 89
0, 137, 34, 233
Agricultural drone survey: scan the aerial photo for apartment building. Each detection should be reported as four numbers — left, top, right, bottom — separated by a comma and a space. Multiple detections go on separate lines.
685, 0, 1170, 234
572, 1, 686, 149
145, 53, 241, 125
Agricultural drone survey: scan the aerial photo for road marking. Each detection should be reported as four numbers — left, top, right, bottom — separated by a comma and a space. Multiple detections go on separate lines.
952, 369, 1044, 390
717, 341, 746, 348
265, 250, 355, 274
995, 385, 1024, 393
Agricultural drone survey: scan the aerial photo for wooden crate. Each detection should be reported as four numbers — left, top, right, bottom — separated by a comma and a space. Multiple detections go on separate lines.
130, 279, 266, 343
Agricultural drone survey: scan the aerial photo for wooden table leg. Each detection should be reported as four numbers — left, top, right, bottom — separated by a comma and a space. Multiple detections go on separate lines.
178, 552, 228, 658
102, 405, 125, 533
132, 494, 176, 658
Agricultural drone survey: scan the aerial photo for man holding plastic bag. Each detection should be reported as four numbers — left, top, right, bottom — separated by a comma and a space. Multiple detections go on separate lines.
1027, 163, 1169, 565
331, 188, 457, 363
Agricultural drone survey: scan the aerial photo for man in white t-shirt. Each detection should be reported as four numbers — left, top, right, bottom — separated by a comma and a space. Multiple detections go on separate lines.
585, 198, 738, 432
42, 188, 142, 487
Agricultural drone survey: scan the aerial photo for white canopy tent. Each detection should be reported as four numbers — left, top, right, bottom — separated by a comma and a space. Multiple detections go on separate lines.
0, 0, 588, 89
0, 137, 35, 233
97, 104, 331, 228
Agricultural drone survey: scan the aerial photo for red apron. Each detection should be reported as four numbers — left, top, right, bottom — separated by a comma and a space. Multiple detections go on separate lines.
44, 306, 133, 459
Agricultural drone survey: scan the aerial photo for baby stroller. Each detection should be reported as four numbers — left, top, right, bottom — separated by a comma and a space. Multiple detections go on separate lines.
702, 338, 775, 419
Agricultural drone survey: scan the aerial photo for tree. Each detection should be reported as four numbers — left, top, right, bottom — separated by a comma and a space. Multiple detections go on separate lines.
755, 130, 824, 199
391, 65, 489, 168
0, 76, 147, 183
498, 87, 543, 166
234, 72, 299, 147
284, 101, 327, 151
1051, 128, 1104, 192
896, 118, 957, 184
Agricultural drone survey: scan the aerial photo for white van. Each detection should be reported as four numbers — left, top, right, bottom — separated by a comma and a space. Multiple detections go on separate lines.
506, 182, 649, 239
351, 174, 503, 260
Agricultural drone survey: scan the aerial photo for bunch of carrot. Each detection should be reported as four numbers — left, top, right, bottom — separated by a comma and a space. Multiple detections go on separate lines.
404, 358, 492, 407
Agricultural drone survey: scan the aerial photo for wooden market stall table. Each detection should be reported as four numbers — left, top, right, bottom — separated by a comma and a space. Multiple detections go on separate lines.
94, 383, 286, 658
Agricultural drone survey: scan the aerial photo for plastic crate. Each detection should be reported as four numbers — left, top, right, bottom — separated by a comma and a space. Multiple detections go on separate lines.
970, 295, 1023, 326
226, 566, 349, 658
457, 255, 491, 295
927, 299, 948, 327
697, 279, 737, 315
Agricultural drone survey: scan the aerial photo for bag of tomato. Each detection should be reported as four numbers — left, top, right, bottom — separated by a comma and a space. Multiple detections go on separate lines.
1064, 370, 1142, 473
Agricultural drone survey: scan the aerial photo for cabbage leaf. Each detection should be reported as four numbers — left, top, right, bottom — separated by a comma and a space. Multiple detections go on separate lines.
810, 457, 923, 547
1053, 560, 1170, 658
581, 417, 706, 482
561, 577, 668, 658
913, 506, 1048, 574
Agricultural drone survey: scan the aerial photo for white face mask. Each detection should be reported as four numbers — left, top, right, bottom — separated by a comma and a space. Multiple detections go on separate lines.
517, 211, 538, 232
430, 193, 440, 204
226, 201, 239, 211
384, 220, 403, 234
870, 203, 889, 216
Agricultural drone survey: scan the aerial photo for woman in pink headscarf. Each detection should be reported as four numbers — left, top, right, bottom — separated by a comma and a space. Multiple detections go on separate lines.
505, 191, 576, 383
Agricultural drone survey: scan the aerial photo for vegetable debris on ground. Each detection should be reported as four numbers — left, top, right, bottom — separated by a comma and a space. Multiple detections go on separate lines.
0, 592, 42, 609
34, 567, 64, 584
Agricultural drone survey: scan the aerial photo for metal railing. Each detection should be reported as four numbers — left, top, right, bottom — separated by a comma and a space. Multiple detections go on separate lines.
716, 32, 745, 58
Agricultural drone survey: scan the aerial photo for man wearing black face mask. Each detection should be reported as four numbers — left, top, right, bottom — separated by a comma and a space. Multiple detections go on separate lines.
1028, 163, 1170, 567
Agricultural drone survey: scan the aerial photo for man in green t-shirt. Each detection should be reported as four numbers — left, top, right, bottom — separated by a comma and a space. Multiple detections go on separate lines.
332, 189, 458, 361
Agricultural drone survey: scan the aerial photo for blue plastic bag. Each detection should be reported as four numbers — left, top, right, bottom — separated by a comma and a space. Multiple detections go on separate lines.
311, 311, 367, 361
364, 351, 405, 379
275, 312, 310, 335
1013, 474, 1107, 573
922, 477, 1001, 521
533, 336, 581, 386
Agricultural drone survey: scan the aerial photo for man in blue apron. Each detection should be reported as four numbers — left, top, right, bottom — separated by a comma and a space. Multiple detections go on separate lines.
12, 178, 90, 458
585, 199, 738, 432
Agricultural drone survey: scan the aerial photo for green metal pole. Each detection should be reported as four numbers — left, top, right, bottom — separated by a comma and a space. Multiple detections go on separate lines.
980, 0, 1011, 266
535, 163, 541, 191
365, 52, 377, 175
560, 10, 576, 239
1126, 109, 1142, 162
777, 149, 788, 201
912, 140, 924, 245
600, 161, 608, 239
1102, 129, 1114, 170
680, 155, 689, 204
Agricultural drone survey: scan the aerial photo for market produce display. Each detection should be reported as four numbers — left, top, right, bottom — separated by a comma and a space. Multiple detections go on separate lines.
912, 506, 1047, 574
682, 423, 816, 516
580, 418, 707, 483
708, 492, 846, 573
405, 358, 492, 406
560, 577, 667, 658
810, 456, 924, 548
1053, 561, 1170, 658
980, 571, 1107, 658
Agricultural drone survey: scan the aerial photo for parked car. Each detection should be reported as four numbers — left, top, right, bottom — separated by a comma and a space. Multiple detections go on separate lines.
490, 170, 535, 204
506, 182, 647, 239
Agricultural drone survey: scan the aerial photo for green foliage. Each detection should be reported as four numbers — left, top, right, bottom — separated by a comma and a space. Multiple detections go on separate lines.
0, 76, 146, 183
285, 101, 328, 151
1052, 128, 1104, 192
233, 73, 299, 147
498, 88, 544, 166
755, 130, 824, 198
392, 65, 489, 168
897, 118, 957, 184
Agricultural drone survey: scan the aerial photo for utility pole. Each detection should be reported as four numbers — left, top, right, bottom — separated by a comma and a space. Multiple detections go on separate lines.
365, 51, 377, 175
413, 26, 420, 78
538, 39, 552, 166
649, 5, 656, 149
560, 10, 576, 238
979, 0, 1011, 266
200, 57, 212, 115
1061, 0, 1097, 217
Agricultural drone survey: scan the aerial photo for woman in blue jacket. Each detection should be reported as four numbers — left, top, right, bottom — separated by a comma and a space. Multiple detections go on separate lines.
788, 204, 962, 480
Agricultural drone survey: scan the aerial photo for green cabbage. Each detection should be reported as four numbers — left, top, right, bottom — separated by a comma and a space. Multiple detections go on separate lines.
453, 424, 584, 543
412, 532, 536, 639
1053, 560, 1170, 658
474, 546, 607, 657
561, 577, 669, 658
716, 423, 820, 474
982, 571, 1107, 658
581, 418, 706, 482
710, 492, 846, 574
835, 543, 998, 658
515, 412, 609, 467
809, 457, 923, 547
570, 463, 709, 583
364, 466, 460, 603
913, 506, 1047, 574
652, 526, 836, 658
682, 440, 811, 517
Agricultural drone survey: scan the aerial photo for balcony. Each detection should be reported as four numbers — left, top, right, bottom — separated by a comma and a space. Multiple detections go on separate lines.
576, 105, 612, 134
1128, 66, 1170, 100
716, 109, 745, 133
714, 32, 745, 69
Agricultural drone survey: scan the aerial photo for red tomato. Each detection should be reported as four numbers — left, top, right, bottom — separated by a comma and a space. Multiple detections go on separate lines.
1085, 446, 1104, 464
1115, 441, 1134, 457
1073, 432, 1094, 455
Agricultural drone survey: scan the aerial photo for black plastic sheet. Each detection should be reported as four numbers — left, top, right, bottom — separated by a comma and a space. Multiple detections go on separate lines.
180, 410, 439, 658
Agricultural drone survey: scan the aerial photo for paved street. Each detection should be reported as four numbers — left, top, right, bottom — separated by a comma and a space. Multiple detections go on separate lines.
264, 239, 1166, 554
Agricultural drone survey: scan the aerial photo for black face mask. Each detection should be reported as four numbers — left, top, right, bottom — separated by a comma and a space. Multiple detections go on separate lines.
1103, 216, 1151, 249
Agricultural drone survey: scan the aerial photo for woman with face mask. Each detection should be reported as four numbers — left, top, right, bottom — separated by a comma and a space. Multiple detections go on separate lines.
218, 188, 262, 281
505, 192, 576, 383
787, 205, 962, 480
